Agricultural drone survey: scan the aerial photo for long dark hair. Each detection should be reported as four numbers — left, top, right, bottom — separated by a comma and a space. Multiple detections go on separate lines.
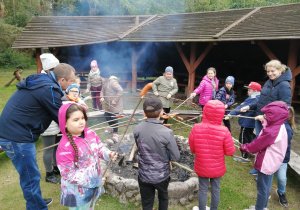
65, 104, 88, 168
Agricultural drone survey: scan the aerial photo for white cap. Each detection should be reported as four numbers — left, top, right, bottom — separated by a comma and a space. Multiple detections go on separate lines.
40, 53, 59, 71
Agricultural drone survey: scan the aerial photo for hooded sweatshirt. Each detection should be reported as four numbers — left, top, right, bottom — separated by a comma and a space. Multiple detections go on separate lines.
189, 100, 235, 178
0, 72, 64, 142
240, 101, 289, 175
56, 103, 111, 207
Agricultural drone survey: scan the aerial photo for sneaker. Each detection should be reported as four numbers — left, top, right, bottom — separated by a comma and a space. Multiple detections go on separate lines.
234, 157, 250, 163
244, 205, 255, 210
276, 189, 289, 207
192, 206, 199, 210
206, 207, 210, 210
250, 169, 258, 175
43, 198, 53, 206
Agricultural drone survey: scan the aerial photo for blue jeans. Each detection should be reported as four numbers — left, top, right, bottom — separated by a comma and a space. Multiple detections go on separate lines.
268, 163, 288, 195
255, 120, 263, 137
256, 171, 272, 210
0, 138, 47, 210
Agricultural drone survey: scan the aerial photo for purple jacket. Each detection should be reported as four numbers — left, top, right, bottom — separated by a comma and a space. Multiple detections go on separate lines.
193, 75, 219, 106
240, 102, 289, 175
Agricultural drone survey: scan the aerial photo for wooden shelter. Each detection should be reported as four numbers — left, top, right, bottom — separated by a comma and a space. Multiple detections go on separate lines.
12, 3, 300, 100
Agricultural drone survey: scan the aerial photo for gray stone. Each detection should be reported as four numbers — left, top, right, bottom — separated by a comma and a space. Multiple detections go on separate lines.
115, 182, 125, 192
188, 194, 195, 201
106, 139, 114, 147
125, 191, 134, 198
118, 193, 127, 204
179, 197, 187, 205
168, 182, 189, 198
123, 179, 139, 190
135, 194, 141, 202
169, 199, 178, 205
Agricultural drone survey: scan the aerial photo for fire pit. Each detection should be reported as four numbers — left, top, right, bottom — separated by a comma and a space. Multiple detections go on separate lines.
101, 134, 199, 206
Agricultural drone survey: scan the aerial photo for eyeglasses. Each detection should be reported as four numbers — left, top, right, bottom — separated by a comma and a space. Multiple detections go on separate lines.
69, 90, 79, 94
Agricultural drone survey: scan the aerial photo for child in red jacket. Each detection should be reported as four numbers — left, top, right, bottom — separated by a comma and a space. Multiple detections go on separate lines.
189, 100, 235, 210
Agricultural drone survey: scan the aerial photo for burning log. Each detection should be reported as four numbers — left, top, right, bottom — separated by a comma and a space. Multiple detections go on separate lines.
5, 69, 24, 87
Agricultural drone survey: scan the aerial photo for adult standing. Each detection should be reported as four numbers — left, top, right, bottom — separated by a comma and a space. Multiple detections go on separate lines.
241, 60, 292, 207
241, 60, 292, 136
190, 67, 219, 108
152, 66, 178, 124
0, 63, 75, 209
100, 71, 124, 141
40, 53, 61, 184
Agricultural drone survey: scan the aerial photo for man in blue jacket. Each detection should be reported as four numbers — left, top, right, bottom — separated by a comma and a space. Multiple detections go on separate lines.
0, 63, 75, 210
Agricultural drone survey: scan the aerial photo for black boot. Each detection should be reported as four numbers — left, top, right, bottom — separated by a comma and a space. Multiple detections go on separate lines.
45, 171, 61, 184
53, 166, 60, 175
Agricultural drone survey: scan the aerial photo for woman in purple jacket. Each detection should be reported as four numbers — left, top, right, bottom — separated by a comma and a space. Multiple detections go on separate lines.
190, 67, 219, 108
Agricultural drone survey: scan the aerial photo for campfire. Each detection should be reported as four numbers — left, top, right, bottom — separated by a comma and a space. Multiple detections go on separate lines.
101, 134, 199, 205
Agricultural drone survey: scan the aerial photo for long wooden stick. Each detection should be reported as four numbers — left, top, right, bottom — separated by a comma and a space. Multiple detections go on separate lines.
171, 161, 194, 173
224, 114, 256, 119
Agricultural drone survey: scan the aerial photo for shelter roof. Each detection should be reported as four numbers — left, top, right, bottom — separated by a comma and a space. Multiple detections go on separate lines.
12, 3, 300, 48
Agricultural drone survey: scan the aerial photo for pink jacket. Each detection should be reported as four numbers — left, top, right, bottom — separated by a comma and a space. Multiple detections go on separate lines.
189, 100, 235, 178
240, 102, 289, 175
193, 75, 219, 106
56, 103, 111, 207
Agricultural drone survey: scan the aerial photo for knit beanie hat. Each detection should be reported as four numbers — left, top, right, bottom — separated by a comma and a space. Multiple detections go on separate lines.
225, 76, 235, 86
66, 84, 80, 94
91, 60, 98, 69
40, 53, 59, 71
165, 66, 173, 74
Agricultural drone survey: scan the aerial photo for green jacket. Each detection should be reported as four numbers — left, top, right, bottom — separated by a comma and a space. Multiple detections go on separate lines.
152, 76, 178, 108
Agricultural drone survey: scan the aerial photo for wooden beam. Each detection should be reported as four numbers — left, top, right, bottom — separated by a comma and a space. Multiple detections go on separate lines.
188, 43, 197, 96
36, 48, 42, 74
175, 43, 190, 71
119, 15, 158, 39
131, 47, 137, 92
287, 40, 299, 99
213, 7, 261, 39
257, 41, 278, 60
190, 42, 213, 74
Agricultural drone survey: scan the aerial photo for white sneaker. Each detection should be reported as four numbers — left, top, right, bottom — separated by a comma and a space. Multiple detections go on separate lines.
192, 206, 199, 210
206, 206, 210, 210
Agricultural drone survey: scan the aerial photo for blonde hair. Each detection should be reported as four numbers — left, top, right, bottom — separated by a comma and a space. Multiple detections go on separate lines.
264, 60, 287, 74
288, 106, 296, 130
207, 67, 216, 75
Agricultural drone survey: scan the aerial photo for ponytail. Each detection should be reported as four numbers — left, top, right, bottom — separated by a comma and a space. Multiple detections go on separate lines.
66, 131, 79, 168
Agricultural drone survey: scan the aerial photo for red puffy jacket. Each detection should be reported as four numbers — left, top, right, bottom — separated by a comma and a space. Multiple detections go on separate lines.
189, 100, 235, 178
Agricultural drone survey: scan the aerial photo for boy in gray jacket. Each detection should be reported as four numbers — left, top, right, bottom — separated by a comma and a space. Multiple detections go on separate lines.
133, 97, 180, 210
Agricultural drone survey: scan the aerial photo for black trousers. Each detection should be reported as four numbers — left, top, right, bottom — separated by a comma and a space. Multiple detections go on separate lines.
138, 176, 170, 210
239, 127, 255, 158
104, 112, 118, 133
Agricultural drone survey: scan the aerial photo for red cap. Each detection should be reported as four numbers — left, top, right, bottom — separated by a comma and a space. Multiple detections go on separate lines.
244, 82, 261, 91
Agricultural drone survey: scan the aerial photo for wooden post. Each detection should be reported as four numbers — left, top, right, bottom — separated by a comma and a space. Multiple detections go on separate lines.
36, 48, 42, 74
287, 40, 299, 99
131, 47, 137, 92
188, 43, 197, 96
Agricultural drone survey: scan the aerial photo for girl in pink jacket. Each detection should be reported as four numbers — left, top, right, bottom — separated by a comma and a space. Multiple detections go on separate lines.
239, 101, 289, 210
56, 103, 117, 209
190, 67, 219, 108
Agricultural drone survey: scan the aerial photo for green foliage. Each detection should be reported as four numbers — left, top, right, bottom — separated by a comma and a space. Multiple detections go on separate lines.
0, 48, 34, 69
0, 19, 34, 69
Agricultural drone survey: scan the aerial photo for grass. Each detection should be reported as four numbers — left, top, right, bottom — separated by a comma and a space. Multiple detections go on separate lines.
1, 69, 300, 209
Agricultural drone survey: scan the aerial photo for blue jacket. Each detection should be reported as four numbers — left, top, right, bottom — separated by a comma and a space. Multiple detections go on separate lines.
0, 72, 64, 143
216, 87, 235, 107
250, 68, 292, 116
229, 93, 260, 128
